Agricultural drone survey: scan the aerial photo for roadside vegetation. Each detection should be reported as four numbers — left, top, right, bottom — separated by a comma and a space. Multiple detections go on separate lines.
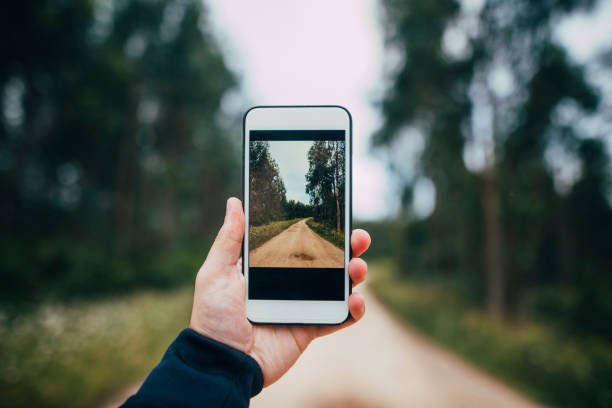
368, 261, 612, 408
0, 287, 193, 408
306, 219, 343, 249
249, 218, 303, 250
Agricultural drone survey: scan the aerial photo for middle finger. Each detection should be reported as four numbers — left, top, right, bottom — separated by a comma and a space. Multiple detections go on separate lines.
348, 258, 367, 288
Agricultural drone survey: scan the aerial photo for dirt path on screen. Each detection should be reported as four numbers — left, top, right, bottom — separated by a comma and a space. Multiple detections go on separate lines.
249, 219, 344, 268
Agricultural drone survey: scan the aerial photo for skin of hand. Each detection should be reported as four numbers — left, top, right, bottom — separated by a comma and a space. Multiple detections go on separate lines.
189, 197, 370, 387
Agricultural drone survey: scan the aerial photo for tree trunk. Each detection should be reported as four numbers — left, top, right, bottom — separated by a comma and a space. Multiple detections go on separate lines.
336, 196, 341, 231
161, 169, 176, 242
556, 196, 573, 281
115, 114, 138, 252
482, 165, 504, 318
482, 89, 505, 319
334, 141, 341, 231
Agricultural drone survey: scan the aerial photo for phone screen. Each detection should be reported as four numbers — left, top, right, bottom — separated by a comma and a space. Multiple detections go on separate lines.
248, 130, 347, 301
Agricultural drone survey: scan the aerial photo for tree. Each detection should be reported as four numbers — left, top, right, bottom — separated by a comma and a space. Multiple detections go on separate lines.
249, 141, 287, 225
374, 0, 481, 301
306, 141, 344, 231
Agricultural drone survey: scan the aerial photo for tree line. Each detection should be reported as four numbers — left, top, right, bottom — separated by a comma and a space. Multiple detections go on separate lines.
376, 0, 612, 341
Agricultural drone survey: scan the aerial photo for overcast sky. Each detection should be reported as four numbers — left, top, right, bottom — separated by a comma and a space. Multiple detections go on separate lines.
268, 141, 312, 204
206, 0, 612, 220
206, 0, 389, 220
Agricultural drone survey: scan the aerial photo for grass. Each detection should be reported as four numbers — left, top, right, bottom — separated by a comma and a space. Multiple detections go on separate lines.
306, 219, 344, 249
249, 218, 302, 250
0, 287, 193, 408
368, 260, 612, 408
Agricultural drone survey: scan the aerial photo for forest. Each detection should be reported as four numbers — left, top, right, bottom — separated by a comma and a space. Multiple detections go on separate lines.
0, 0, 240, 311
374, 0, 612, 342
366, 1, 612, 404
249, 140, 345, 233
1, 0, 611, 406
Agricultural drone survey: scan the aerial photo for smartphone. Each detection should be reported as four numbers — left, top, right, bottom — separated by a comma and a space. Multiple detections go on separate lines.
243, 106, 352, 324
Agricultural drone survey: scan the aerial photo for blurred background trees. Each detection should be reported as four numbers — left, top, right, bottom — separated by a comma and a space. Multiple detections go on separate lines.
0, 0, 239, 307
376, 0, 612, 340
1, 0, 612, 406
1, 0, 609, 346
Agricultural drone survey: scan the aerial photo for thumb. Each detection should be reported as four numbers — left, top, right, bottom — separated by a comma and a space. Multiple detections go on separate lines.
202, 197, 245, 272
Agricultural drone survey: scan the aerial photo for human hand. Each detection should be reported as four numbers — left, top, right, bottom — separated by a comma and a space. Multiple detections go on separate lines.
189, 197, 370, 387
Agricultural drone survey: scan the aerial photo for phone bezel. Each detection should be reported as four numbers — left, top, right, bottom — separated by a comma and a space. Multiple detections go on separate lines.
243, 105, 352, 325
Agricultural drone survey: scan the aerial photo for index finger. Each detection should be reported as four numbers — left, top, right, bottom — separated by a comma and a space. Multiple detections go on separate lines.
351, 229, 371, 258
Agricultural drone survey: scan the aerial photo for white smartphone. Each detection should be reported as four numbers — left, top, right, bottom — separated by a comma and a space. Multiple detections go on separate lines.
243, 106, 352, 324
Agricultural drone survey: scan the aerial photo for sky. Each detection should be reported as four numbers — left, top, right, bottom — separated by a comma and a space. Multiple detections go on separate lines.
205, 0, 390, 220
267, 141, 312, 204
206, 0, 612, 220
555, 0, 612, 63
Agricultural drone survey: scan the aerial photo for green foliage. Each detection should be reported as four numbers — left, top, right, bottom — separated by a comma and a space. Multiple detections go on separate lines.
0, 0, 238, 305
249, 141, 287, 225
306, 141, 345, 232
369, 261, 612, 408
284, 199, 314, 219
0, 287, 192, 408
527, 273, 612, 340
354, 220, 403, 261
248, 218, 302, 250
306, 219, 343, 249
0, 238, 208, 311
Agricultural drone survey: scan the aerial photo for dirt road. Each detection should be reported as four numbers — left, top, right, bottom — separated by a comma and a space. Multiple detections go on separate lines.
250, 288, 541, 408
105, 288, 541, 408
249, 219, 344, 268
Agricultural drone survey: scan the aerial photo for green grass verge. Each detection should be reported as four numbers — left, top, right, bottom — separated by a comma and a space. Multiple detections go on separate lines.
0, 287, 193, 408
368, 260, 612, 408
306, 219, 344, 249
249, 218, 303, 250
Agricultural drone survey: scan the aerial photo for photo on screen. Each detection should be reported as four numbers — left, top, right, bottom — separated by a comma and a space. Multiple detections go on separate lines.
249, 138, 345, 268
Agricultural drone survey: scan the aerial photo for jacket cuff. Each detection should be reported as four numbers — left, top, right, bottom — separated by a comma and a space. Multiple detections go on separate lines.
172, 328, 264, 399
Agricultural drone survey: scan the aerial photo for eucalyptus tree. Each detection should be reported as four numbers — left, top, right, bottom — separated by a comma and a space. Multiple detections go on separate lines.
306, 141, 345, 231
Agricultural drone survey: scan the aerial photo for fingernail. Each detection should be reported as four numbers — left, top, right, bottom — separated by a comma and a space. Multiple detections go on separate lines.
225, 199, 231, 222
227, 198, 235, 219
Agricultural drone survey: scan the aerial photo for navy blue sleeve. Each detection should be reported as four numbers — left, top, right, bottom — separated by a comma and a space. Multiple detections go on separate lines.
121, 329, 264, 408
